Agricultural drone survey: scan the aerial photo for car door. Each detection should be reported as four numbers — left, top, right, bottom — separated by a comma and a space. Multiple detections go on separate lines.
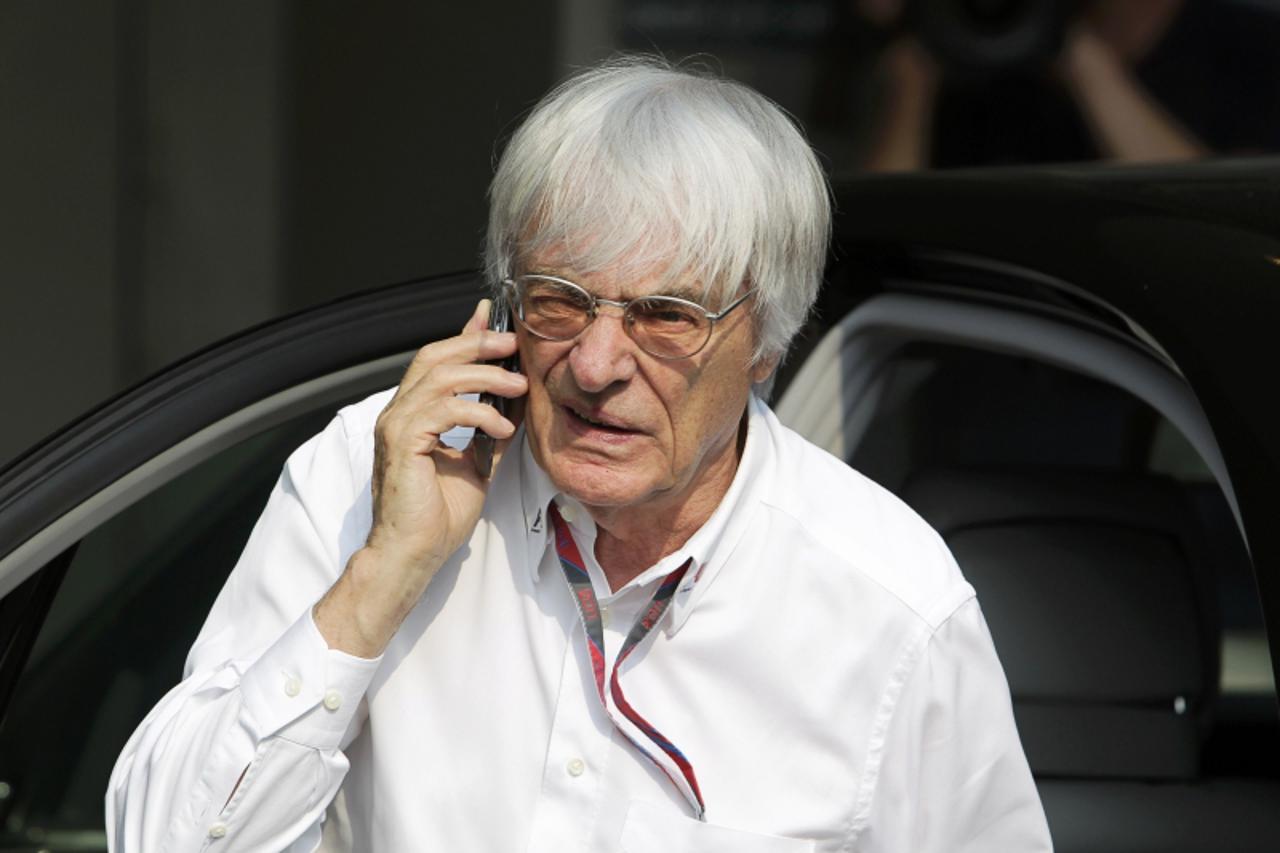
774, 161, 1280, 852
0, 271, 483, 851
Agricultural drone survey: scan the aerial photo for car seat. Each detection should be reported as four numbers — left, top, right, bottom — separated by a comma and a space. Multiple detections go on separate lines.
901, 467, 1280, 853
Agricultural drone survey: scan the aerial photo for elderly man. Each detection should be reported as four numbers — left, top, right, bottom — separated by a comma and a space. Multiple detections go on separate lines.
109, 57, 1051, 851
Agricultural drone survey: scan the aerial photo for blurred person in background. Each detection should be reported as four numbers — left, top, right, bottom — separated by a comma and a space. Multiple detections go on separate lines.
849, 0, 1280, 171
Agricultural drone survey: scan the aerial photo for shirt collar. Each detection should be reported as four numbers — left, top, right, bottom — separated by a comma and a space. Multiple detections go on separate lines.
518, 432, 560, 582
516, 394, 776, 635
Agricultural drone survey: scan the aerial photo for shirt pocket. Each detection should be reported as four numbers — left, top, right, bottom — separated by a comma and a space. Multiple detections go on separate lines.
619, 800, 816, 853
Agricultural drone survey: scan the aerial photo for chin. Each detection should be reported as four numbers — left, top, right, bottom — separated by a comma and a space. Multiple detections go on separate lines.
544, 453, 665, 510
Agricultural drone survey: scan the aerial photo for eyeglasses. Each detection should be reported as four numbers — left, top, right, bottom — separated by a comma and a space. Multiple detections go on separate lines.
503, 274, 753, 360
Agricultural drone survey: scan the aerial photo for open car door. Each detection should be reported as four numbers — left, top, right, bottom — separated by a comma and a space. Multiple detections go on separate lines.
776, 161, 1280, 852
0, 272, 481, 851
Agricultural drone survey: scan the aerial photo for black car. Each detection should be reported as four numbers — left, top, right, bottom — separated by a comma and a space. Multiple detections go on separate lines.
1, 160, 1277, 852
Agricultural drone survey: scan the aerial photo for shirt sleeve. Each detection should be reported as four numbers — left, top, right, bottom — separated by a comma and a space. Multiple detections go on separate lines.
106, 410, 381, 852
857, 597, 1054, 853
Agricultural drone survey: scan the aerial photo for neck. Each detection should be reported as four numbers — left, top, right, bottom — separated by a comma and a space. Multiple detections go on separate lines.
587, 416, 747, 591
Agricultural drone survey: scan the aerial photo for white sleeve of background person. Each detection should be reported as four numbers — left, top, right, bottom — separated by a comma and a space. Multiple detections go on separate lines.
106, 412, 381, 852
857, 597, 1055, 853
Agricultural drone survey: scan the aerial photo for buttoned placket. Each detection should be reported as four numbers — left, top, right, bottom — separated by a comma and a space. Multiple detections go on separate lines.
523, 533, 618, 853
524, 496, 702, 849
517, 434, 717, 823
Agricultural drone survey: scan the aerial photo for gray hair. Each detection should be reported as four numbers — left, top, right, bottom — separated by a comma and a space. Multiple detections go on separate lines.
484, 55, 831, 368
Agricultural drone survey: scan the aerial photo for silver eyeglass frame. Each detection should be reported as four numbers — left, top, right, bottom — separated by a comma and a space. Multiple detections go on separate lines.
500, 273, 754, 360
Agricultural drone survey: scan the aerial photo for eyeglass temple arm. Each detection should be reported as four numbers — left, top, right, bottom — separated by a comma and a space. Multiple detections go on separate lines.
708, 289, 753, 320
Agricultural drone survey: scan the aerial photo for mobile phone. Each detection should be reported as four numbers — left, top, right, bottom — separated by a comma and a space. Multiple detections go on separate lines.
473, 296, 520, 478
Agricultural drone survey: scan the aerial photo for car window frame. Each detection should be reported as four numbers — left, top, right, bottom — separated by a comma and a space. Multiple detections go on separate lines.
0, 271, 484, 722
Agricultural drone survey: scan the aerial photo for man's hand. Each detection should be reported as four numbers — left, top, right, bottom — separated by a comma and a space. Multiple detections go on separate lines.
314, 300, 527, 658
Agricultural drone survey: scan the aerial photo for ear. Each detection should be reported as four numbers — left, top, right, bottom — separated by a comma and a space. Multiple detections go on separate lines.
750, 353, 780, 385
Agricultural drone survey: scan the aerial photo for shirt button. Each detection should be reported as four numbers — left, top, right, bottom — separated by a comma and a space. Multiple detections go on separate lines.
208, 823, 228, 839
322, 689, 342, 711
566, 758, 586, 777
601, 606, 611, 629
284, 677, 301, 698
559, 504, 576, 524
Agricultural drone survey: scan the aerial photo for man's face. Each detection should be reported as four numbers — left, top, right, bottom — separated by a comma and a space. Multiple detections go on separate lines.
517, 257, 774, 514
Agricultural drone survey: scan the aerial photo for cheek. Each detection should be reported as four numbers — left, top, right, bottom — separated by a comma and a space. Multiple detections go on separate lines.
691, 334, 757, 438
528, 372, 561, 436
516, 344, 557, 433
518, 335, 557, 390
667, 368, 747, 461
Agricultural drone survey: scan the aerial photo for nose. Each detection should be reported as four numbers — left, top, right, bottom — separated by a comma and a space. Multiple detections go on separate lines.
567, 307, 638, 392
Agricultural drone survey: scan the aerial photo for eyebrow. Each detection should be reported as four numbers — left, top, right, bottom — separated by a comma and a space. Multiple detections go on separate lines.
525, 269, 709, 305
653, 284, 708, 303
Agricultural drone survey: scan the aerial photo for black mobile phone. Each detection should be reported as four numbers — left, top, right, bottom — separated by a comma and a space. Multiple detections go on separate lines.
473, 297, 520, 478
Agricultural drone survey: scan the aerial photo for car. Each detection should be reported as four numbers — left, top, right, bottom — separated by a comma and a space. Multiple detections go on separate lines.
0, 158, 1277, 852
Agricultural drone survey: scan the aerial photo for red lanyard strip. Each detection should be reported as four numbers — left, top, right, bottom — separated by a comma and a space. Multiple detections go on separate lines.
549, 502, 706, 820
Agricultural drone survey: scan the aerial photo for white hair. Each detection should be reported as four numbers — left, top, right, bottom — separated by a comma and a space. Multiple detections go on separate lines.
484, 55, 831, 367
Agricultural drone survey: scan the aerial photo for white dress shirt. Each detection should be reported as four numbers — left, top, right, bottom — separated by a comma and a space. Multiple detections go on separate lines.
107, 391, 1052, 852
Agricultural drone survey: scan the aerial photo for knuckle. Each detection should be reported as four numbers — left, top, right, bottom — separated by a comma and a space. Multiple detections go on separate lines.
373, 410, 396, 438
411, 340, 439, 364
376, 414, 407, 445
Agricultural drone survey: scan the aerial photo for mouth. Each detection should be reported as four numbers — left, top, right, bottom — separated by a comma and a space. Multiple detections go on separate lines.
560, 403, 642, 440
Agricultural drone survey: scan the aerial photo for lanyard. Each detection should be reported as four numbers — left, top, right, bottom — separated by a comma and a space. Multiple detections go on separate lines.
548, 502, 707, 820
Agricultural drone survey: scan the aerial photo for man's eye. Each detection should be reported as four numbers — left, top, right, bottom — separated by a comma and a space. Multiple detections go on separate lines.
532, 295, 581, 312
528, 286, 590, 315
636, 302, 702, 330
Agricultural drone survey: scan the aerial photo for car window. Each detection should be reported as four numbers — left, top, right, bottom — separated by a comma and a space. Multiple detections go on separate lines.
850, 342, 1273, 689
843, 341, 1276, 786
0, 403, 351, 851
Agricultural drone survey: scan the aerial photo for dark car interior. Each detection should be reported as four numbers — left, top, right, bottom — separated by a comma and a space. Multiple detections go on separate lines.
854, 342, 1279, 851
0, 407, 340, 851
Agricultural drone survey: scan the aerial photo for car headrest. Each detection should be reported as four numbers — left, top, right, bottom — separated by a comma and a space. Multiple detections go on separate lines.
902, 467, 1220, 781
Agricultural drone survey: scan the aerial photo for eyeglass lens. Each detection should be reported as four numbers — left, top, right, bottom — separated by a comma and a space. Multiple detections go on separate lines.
516, 276, 712, 358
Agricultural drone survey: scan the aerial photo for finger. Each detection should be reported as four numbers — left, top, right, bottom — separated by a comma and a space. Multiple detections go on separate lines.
397, 396, 519, 447
464, 298, 491, 335
430, 444, 490, 495
397, 328, 518, 393
403, 363, 528, 406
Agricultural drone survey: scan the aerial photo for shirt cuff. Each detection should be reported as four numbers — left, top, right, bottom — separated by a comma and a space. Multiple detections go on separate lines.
238, 608, 382, 750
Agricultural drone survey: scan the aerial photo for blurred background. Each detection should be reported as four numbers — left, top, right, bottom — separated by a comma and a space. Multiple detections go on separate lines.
3, 0, 1278, 467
